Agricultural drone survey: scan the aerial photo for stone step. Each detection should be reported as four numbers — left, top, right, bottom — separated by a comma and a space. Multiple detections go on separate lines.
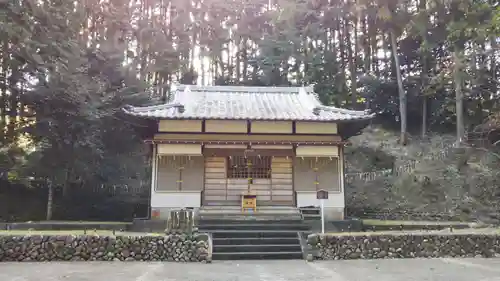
211, 230, 299, 239
212, 237, 300, 245
198, 219, 304, 225
198, 210, 302, 216
198, 207, 302, 218
198, 210, 307, 260
300, 207, 321, 213
199, 211, 301, 215
201, 206, 300, 212
213, 244, 301, 253
212, 251, 303, 260
199, 215, 303, 221
199, 223, 309, 231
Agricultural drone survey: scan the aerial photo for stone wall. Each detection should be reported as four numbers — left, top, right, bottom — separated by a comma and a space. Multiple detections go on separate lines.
0, 233, 211, 262
307, 233, 500, 260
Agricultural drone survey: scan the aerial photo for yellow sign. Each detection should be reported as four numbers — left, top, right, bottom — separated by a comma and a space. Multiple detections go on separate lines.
241, 193, 257, 212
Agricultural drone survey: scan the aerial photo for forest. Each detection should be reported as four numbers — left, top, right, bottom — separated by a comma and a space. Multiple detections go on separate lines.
0, 0, 499, 222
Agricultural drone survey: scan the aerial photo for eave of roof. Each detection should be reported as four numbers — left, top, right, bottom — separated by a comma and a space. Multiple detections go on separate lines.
123, 84, 375, 122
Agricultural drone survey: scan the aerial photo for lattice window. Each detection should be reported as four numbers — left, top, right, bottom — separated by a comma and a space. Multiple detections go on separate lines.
227, 156, 272, 179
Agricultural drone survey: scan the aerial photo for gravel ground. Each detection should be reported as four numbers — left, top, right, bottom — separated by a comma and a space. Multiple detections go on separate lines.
1, 258, 500, 281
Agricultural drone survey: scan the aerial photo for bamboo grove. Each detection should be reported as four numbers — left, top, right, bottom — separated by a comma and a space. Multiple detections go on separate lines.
0, 0, 499, 184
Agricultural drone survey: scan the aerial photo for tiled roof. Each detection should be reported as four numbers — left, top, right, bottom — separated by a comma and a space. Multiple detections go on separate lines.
123, 84, 375, 122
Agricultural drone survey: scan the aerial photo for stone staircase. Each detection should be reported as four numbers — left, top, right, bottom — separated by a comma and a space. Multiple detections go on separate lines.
197, 207, 308, 260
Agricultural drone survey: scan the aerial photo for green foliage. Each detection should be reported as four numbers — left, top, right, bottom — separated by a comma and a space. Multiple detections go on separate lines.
1, 1, 151, 190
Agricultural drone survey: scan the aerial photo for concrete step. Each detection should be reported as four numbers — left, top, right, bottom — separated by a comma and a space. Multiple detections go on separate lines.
212, 251, 303, 260
200, 210, 301, 214
300, 207, 320, 214
211, 230, 299, 239
199, 223, 309, 231
198, 209, 306, 260
198, 219, 305, 225
201, 206, 300, 212
199, 207, 302, 219
212, 237, 300, 245
199, 215, 303, 221
213, 244, 301, 253
300, 207, 321, 220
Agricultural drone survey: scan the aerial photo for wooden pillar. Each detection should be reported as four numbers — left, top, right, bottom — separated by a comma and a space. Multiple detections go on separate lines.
339, 146, 345, 220
150, 144, 158, 218
151, 144, 159, 191
339, 146, 345, 192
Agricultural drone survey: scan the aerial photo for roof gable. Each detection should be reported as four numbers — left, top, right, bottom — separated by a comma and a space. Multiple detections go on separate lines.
123, 84, 374, 122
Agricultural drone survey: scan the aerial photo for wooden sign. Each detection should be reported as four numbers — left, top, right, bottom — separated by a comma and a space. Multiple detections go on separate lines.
241, 193, 257, 212
316, 189, 328, 234
317, 189, 329, 200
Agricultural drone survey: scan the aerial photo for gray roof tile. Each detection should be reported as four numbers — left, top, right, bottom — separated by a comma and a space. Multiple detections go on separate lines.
123, 85, 374, 122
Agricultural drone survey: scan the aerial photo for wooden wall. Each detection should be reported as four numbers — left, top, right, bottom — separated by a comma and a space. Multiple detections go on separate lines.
203, 157, 233, 205
154, 151, 341, 206
293, 157, 340, 192
295, 122, 338, 134
157, 119, 338, 135
159, 120, 202, 132
202, 156, 294, 206
270, 157, 294, 204
251, 121, 293, 134
205, 120, 247, 133
156, 156, 204, 192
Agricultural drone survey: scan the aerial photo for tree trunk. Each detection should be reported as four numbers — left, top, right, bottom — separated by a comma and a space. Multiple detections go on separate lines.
46, 181, 53, 221
490, 36, 497, 94
346, 19, 356, 105
369, 10, 379, 76
421, 95, 428, 137
383, 34, 390, 79
338, 18, 346, 94
236, 38, 241, 83
419, 0, 429, 137
450, 1, 466, 145
352, 16, 359, 105
242, 38, 248, 83
362, 13, 371, 109
453, 50, 465, 144
362, 14, 371, 74
62, 165, 73, 198
389, 28, 407, 145
303, 35, 309, 81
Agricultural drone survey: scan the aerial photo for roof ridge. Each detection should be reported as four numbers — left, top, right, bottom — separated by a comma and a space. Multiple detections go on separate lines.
122, 102, 183, 113
314, 105, 373, 116
175, 84, 311, 94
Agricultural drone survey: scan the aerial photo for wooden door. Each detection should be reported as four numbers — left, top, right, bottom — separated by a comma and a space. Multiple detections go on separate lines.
269, 157, 294, 206
203, 157, 233, 206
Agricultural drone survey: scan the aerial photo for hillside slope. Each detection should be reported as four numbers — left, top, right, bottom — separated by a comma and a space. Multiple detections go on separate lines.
345, 127, 500, 223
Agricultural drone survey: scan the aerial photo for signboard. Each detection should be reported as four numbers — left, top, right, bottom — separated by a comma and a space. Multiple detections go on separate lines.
241, 193, 257, 212
316, 189, 328, 234
316, 189, 329, 200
